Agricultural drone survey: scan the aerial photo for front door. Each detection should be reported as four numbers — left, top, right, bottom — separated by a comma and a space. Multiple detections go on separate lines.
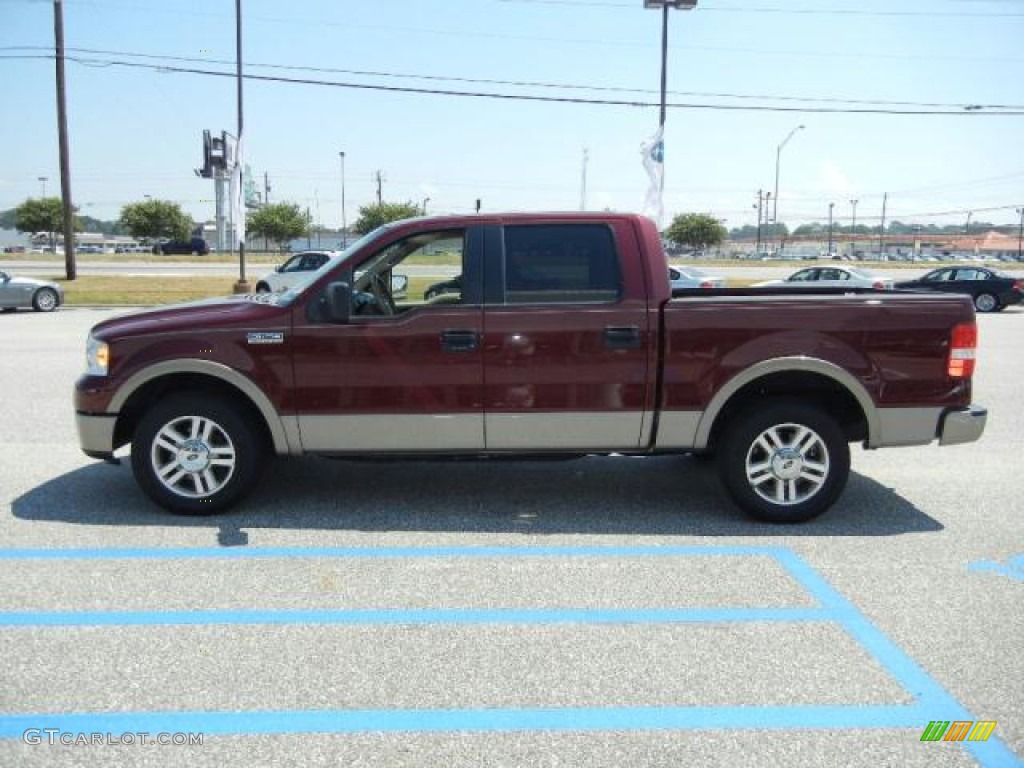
290, 227, 485, 453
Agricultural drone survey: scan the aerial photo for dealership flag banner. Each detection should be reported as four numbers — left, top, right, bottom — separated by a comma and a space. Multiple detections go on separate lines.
641, 126, 664, 225
229, 134, 246, 247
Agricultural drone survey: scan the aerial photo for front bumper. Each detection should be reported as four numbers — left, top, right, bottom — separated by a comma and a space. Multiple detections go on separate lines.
76, 412, 117, 459
938, 404, 987, 446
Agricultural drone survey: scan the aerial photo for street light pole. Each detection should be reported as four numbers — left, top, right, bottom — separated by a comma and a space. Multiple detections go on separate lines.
38, 177, 47, 197
338, 151, 346, 245
849, 198, 858, 257
644, 1, 697, 213
827, 202, 835, 256
772, 124, 805, 231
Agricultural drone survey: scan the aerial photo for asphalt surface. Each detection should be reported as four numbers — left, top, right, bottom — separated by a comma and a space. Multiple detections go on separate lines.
0, 304, 1021, 767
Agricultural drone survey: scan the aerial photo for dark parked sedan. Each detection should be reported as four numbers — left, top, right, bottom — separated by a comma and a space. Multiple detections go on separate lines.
895, 266, 1023, 313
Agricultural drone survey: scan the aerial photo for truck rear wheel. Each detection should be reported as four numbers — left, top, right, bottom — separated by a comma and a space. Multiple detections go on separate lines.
717, 400, 849, 523
131, 393, 264, 515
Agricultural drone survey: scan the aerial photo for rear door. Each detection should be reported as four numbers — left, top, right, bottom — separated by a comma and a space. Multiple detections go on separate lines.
482, 221, 654, 451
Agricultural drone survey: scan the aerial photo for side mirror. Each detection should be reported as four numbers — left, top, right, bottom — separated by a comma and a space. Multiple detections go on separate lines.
325, 281, 351, 324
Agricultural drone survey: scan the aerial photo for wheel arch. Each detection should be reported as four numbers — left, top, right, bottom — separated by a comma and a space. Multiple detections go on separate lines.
110, 360, 294, 454
696, 357, 878, 451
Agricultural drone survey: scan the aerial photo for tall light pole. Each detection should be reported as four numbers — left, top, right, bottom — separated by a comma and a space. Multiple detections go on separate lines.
644, 1, 697, 208
338, 151, 346, 245
38, 177, 47, 197
772, 124, 805, 229
422, 197, 430, 215
580, 147, 589, 211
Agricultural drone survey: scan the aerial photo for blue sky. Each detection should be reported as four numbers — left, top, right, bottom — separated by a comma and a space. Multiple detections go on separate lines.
1, 0, 1021, 231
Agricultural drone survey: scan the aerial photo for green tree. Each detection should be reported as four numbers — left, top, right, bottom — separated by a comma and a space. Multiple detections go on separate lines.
351, 202, 422, 235
664, 213, 727, 251
247, 203, 309, 251
119, 199, 192, 241
14, 197, 78, 245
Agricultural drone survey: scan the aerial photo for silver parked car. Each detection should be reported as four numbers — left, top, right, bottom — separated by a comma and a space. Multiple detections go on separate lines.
0, 270, 64, 312
669, 266, 727, 291
752, 266, 894, 290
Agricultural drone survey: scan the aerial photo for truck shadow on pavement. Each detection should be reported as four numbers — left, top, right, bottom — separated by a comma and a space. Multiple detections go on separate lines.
12, 454, 942, 540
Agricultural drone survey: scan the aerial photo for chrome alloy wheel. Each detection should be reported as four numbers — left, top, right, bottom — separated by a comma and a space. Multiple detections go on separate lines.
744, 422, 830, 506
150, 415, 236, 498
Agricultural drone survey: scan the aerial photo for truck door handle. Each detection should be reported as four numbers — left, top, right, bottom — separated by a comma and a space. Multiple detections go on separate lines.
603, 326, 641, 349
440, 329, 479, 352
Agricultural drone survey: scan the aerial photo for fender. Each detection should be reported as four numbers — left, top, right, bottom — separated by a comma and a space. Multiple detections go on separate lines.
693, 356, 879, 450
109, 359, 299, 455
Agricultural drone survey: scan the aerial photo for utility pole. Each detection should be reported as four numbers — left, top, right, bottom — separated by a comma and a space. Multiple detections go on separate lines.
338, 151, 346, 244
375, 170, 384, 205
232, 0, 249, 292
1017, 207, 1023, 261
53, 0, 75, 280
878, 192, 888, 260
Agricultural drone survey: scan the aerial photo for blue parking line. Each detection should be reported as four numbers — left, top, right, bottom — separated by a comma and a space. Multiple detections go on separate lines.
1, 544, 1019, 765
0, 606, 828, 628
0, 703, 933, 738
775, 549, 1021, 768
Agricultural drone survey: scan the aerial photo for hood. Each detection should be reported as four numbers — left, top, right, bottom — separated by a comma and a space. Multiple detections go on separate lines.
90, 294, 288, 340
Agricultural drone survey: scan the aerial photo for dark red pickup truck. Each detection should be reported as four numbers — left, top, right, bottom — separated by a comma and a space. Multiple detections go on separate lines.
75, 213, 986, 522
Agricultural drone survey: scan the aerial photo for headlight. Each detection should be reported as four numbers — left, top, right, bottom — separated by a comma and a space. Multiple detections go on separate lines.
86, 335, 109, 376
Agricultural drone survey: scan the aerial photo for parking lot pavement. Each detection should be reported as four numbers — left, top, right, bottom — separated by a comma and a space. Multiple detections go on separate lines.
0, 307, 1021, 767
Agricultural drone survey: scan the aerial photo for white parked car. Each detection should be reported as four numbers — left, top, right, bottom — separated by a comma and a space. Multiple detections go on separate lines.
753, 266, 894, 290
255, 251, 339, 293
669, 266, 727, 291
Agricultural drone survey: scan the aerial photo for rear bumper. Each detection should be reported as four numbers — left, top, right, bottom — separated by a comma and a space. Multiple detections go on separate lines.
938, 404, 987, 446
76, 412, 117, 460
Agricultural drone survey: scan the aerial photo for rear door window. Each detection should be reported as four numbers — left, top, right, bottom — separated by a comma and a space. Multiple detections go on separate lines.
502, 224, 621, 304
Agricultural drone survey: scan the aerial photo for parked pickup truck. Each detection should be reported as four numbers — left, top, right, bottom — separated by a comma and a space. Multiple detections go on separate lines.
74, 213, 986, 523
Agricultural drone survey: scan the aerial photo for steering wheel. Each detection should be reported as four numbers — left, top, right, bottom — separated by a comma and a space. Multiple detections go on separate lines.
368, 272, 395, 316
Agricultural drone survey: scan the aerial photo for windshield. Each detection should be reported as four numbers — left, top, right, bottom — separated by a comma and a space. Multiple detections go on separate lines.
269, 224, 399, 307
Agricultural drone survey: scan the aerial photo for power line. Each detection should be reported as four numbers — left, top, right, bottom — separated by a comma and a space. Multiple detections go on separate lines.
496, 0, 1024, 16
3, 52, 1023, 116
4, 45, 1022, 111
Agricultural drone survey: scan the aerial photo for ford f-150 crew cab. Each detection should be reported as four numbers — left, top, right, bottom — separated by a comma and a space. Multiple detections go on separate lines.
74, 212, 986, 522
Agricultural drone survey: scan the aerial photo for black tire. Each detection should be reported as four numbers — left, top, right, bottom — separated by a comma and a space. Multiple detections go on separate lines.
32, 287, 59, 312
716, 399, 850, 523
973, 293, 998, 313
255, 282, 271, 293
131, 393, 266, 515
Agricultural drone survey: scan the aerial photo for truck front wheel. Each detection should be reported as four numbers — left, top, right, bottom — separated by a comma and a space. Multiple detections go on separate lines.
717, 400, 849, 523
131, 393, 265, 515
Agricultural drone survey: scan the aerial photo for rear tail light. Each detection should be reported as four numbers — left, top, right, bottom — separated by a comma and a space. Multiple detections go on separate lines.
699, 280, 713, 289
1013, 280, 1023, 292
947, 322, 977, 379
872, 280, 885, 290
